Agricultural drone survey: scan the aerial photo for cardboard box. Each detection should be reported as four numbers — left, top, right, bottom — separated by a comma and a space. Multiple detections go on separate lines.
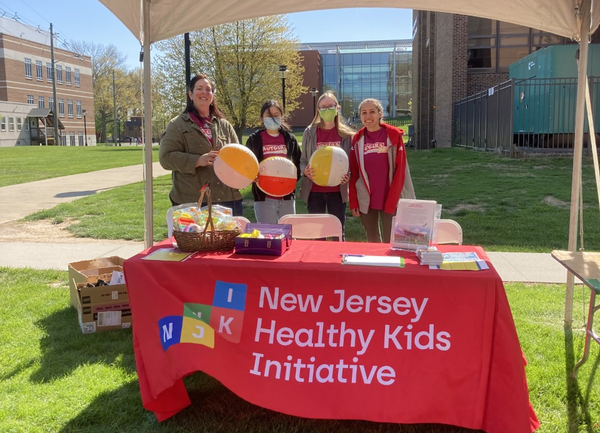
77, 295, 132, 334
234, 223, 292, 256
68, 257, 125, 308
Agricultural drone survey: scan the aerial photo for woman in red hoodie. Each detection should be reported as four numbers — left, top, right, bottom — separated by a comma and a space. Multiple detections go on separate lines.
349, 98, 415, 243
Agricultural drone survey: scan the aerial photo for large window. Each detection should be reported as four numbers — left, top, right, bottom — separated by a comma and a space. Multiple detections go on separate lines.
36, 61, 43, 81
46, 62, 53, 82
8, 117, 14, 132
56, 65, 63, 84
25, 58, 32, 79
0, 117, 5, 131
68, 99, 74, 118
66, 67, 72, 85
27, 94, 34, 105
69, 132, 76, 146
74, 69, 80, 87
78, 132, 84, 146
467, 17, 568, 72
17, 118, 22, 132
38, 96, 45, 109
58, 99, 65, 117
76, 100, 82, 118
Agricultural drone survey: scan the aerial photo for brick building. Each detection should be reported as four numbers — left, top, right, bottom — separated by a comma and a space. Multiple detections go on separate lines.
411, 11, 595, 149
0, 17, 95, 146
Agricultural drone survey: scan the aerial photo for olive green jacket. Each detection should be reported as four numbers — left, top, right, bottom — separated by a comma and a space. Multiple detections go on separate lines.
159, 112, 242, 205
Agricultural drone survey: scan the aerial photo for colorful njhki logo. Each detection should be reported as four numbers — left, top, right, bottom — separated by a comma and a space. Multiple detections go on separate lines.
158, 280, 247, 351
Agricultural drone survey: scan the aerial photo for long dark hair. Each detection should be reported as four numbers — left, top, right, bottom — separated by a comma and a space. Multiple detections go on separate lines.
259, 99, 291, 132
184, 73, 225, 119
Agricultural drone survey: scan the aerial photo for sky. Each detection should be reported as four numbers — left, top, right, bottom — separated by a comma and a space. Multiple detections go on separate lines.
5, 0, 413, 70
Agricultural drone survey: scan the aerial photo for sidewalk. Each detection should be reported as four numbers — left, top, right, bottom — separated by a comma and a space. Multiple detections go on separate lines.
0, 163, 571, 283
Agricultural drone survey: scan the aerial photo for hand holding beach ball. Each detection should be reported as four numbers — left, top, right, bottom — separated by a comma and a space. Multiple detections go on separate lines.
213, 144, 259, 189
257, 157, 297, 197
308, 146, 349, 187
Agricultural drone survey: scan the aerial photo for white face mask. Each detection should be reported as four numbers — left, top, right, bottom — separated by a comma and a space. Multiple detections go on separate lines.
263, 117, 282, 130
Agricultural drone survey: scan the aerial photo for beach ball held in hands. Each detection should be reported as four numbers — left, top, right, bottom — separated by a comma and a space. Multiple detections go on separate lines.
257, 157, 297, 197
308, 146, 349, 187
214, 144, 259, 189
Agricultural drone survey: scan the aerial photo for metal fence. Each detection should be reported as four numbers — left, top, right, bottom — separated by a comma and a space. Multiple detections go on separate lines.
453, 77, 600, 155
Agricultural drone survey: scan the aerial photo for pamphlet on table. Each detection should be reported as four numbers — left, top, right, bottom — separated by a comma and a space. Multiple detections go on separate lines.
391, 199, 438, 251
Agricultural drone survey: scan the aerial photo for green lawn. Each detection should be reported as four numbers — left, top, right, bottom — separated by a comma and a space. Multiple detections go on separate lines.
0, 268, 597, 432
12, 147, 600, 252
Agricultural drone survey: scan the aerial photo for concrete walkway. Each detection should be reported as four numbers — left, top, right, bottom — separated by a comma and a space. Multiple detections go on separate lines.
0, 163, 572, 283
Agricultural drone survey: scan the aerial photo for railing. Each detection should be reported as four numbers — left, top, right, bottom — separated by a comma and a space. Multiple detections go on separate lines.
453, 77, 600, 155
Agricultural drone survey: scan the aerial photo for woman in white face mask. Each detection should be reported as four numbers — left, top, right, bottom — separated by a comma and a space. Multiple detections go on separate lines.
299, 92, 355, 240
245, 100, 301, 224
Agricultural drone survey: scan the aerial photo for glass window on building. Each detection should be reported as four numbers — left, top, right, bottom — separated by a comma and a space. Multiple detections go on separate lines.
0, 117, 5, 131
68, 100, 74, 118
8, 117, 14, 132
56, 65, 63, 84
61, 132, 67, 146
70, 132, 76, 146
59, 99, 65, 117
76, 100, 82, 118
36, 61, 43, 81
17, 118, 22, 132
49, 96, 54, 110
78, 132, 84, 146
468, 18, 497, 70
38, 96, 45, 109
46, 62, 53, 82
25, 58, 32, 79
27, 94, 34, 105
74, 69, 80, 87
66, 67, 72, 85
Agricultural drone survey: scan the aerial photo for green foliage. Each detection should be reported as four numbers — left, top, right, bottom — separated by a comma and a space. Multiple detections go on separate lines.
1, 267, 598, 431
153, 16, 306, 137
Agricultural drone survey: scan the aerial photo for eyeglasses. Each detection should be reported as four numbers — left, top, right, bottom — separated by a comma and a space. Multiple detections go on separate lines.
319, 106, 337, 111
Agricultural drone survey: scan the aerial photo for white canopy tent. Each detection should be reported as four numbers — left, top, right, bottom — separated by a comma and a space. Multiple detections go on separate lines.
98, 0, 600, 325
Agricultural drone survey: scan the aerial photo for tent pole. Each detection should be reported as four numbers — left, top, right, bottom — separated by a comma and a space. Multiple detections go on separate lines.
142, 0, 154, 249
565, 0, 591, 327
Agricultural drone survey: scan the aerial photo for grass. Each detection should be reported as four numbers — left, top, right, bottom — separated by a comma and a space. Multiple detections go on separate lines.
11, 147, 600, 252
0, 146, 159, 187
1, 267, 598, 432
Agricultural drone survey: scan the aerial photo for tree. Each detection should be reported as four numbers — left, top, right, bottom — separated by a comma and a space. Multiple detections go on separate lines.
154, 15, 306, 139
67, 41, 141, 142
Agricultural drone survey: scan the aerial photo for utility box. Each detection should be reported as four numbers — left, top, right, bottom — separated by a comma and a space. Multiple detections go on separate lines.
509, 44, 600, 136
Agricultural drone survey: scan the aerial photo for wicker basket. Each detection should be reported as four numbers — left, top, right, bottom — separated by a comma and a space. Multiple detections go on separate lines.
172, 186, 241, 252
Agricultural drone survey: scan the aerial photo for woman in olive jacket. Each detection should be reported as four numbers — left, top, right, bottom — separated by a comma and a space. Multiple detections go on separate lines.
159, 73, 243, 215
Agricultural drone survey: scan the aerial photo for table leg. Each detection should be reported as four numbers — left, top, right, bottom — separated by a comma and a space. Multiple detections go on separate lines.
573, 290, 600, 378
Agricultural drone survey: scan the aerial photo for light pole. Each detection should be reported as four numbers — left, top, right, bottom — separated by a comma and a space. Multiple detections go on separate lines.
310, 87, 319, 117
279, 65, 288, 111
82, 109, 88, 146
50, 23, 59, 145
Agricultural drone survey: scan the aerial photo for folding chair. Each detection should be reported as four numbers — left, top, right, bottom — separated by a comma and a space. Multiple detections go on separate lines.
277, 214, 343, 241
435, 219, 463, 245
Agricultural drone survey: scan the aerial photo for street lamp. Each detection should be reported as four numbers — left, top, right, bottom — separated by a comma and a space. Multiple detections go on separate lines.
310, 87, 319, 117
82, 109, 88, 146
279, 65, 288, 111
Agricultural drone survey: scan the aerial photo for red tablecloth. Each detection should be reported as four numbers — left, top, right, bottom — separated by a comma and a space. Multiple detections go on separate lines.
124, 240, 539, 433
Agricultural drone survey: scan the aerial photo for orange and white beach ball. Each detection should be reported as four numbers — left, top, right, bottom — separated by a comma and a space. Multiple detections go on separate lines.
257, 157, 297, 197
308, 146, 349, 187
214, 144, 259, 189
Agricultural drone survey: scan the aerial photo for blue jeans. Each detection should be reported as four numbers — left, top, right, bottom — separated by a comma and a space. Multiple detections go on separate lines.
254, 198, 295, 224
307, 191, 346, 241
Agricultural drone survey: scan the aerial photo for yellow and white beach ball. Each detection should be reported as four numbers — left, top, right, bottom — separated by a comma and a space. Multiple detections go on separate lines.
308, 146, 349, 187
257, 157, 297, 197
214, 144, 259, 189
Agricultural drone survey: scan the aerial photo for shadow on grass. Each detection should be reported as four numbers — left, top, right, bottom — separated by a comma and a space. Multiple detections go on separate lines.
564, 327, 600, 432
29, 306, 136, 383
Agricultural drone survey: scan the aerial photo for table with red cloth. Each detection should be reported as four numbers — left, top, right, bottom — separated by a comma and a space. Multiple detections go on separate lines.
123, 240, 539, 433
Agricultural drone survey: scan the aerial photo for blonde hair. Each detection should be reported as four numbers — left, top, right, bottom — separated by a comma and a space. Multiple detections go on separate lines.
309, 92, 355, 138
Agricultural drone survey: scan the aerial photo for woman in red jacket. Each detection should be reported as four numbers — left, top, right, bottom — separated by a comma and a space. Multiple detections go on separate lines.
349, 98, 415, 243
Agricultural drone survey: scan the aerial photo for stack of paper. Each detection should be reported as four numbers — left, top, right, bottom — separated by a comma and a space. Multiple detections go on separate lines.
416, 247, 444, 265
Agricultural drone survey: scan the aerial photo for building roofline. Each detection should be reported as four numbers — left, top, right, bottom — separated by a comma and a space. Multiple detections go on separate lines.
300, 39, 412, 52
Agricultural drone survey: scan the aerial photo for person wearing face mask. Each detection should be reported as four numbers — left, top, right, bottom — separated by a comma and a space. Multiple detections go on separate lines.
245, 100, 301, 224
159, 73, 243, 215
300, 92, 355, 239
349, 98, 415, 243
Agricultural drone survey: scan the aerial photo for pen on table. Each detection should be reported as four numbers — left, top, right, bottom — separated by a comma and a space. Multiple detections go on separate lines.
340, 254, 365, 257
